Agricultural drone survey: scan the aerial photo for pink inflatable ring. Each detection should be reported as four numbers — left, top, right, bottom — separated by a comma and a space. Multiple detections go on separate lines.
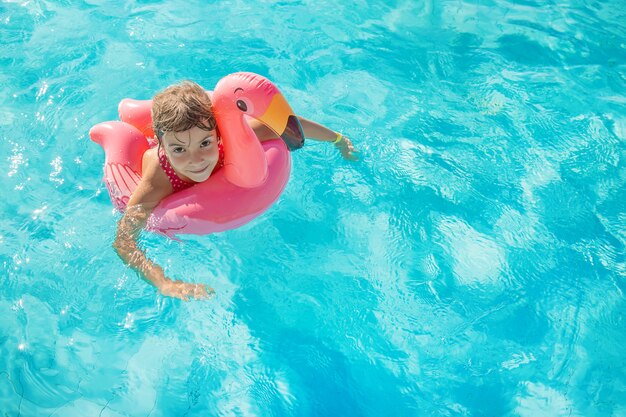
89, 72, 305, 238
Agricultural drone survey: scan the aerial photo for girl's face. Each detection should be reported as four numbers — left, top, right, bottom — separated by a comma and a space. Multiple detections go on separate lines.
161, 124, 219, 183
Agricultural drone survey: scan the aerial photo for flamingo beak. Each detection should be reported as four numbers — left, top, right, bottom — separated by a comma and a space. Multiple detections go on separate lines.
256, 92, 305, 150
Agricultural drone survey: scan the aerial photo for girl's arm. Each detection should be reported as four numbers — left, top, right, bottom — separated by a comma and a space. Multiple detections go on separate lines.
248, 117, 358, 160
112, 153, 210, 301
297, 116, 358, 161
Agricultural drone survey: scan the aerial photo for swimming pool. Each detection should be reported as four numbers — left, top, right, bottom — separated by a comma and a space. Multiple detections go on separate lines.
1, 0, 625, 415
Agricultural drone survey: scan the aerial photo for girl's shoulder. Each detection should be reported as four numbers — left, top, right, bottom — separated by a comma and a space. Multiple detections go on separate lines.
125, 148, 174, 209
141, 148, 171, 191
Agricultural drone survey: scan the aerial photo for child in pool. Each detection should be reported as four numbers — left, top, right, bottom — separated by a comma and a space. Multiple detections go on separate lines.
113, 80, 357, 301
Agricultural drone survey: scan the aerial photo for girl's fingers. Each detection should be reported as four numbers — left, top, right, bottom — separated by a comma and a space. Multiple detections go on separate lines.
194, 284, 209, 299
160, 281, 213, 301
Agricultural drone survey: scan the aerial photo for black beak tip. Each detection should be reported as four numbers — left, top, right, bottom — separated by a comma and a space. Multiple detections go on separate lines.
280, 115, 305, 151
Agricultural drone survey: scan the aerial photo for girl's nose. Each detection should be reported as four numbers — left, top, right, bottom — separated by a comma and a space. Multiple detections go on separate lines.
191, 151, 205, 164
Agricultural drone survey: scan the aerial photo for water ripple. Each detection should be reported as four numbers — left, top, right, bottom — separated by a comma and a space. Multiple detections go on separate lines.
2, 0, 626, 415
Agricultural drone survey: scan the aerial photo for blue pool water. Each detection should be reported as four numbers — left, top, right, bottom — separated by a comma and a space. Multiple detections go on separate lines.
1, 0, 626, 415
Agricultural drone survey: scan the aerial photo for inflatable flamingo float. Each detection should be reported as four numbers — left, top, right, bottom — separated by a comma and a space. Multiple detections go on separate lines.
89, 72, 304, 238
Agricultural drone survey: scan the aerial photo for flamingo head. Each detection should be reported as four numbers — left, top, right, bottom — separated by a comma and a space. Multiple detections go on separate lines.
212, 72, 304, 150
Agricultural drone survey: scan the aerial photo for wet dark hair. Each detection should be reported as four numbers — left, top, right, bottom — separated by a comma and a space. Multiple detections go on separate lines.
152, 81, 216, 140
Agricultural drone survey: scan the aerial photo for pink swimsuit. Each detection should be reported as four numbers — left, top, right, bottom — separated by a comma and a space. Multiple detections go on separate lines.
157, 142, 225, 192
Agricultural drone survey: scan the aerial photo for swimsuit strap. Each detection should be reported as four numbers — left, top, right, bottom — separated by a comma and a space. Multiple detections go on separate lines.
216, 137, 225, 170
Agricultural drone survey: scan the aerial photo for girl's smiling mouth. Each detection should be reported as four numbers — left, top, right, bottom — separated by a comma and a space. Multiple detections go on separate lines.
189, 166, 209, 174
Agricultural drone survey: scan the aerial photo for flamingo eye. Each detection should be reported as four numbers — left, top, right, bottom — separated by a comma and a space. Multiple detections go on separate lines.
236, 100, 247, 112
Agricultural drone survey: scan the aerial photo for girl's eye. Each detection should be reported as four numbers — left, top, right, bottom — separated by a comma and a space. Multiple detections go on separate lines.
172, 147, 185, 154
200, 139, 212, 148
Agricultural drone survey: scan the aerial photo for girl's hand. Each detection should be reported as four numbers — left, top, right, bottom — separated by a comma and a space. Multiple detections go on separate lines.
334, 135, 359, 161
159, 279, 213, 301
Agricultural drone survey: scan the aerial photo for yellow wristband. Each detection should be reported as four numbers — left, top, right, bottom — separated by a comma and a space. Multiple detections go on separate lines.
332, 133, 343, 144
